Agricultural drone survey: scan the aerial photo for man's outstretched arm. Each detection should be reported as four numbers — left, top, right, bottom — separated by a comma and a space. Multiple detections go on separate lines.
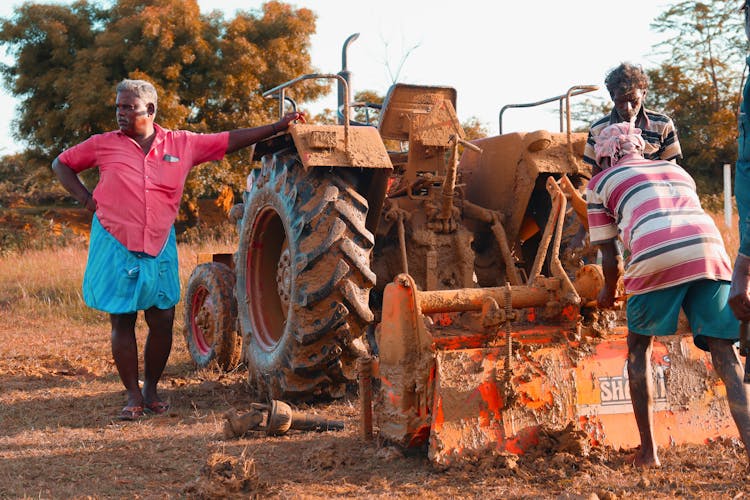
226, 111, 304, 154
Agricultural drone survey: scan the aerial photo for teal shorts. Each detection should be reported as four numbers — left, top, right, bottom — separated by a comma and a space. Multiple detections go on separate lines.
627, 279, 739, 351
82, 215, 180, 314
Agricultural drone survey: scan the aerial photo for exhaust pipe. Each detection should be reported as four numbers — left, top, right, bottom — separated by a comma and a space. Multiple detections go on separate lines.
337, 33, 360, 125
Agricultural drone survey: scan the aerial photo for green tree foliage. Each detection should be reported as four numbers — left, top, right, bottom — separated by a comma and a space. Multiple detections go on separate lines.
352, 89, 383, 125
0, 0, 327, 218
0, 149, 86, 206
313, 89, 383, 125
570, 97, 611, 133
647, 0, 746, 190
461, 116, 488, 141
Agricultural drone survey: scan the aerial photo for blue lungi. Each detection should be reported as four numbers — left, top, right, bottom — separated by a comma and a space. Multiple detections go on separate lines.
82, 215, 180, 314
627, 279, 738, 351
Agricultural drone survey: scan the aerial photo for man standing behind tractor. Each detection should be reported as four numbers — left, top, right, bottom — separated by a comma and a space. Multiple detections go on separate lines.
587, 123, 750, 467
583, 62, 682, 175
52, 79, 301, 421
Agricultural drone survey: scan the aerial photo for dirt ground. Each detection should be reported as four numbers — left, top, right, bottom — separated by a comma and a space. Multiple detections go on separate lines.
3, 206, 750, 499
3, 321, 750, 500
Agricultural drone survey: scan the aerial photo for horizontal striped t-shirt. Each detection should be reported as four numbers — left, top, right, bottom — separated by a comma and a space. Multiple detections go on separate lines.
586, 157, 731, 295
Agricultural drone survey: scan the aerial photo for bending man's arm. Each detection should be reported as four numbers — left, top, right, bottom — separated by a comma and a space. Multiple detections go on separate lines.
226, 111, 304, 154
597, 238, 622, 308
51, 157, 96, 213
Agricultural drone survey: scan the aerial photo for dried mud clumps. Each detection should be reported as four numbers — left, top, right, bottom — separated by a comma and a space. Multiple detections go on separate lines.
183, 452, 265, 499
437, 422, 615, 476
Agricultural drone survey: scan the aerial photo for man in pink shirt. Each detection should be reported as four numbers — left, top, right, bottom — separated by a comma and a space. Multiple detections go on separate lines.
52, 79, 301, 421
588, 122, 750, 468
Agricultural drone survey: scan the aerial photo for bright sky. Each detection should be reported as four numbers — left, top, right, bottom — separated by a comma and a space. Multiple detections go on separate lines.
0, 0, 679, 155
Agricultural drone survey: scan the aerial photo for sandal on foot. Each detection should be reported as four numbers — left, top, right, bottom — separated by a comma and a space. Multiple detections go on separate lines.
119, 405, 145, 421
144, 401, 170, 415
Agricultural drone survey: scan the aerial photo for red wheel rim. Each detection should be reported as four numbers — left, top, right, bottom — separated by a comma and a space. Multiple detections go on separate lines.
189, 284, 213, 356
246, 207, 287, 352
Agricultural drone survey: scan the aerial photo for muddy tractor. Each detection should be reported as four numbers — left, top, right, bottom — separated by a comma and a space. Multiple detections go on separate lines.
184, 73, 390, 395
184, 73, 740, 464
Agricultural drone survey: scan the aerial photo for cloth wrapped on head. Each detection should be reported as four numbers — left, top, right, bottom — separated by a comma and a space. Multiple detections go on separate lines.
594, 122, 646, 167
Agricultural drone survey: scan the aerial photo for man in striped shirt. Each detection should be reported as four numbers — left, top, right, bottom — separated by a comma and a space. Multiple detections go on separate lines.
583, 62, 681, 176
587, 123, 750, 468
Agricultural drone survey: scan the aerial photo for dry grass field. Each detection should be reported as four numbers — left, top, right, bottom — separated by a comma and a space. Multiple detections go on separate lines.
2, 208, 750, 499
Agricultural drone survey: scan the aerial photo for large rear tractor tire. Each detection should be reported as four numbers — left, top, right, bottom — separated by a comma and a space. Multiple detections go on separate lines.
236, 151, 375, 401
183, 262, 241, 371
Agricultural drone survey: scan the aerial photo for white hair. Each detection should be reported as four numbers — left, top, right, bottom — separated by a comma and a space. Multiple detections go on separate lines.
116, 79, 157, 111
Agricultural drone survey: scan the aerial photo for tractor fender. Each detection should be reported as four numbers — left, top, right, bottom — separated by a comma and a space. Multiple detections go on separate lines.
288, 123, 392, 170
250, 124, 393, 235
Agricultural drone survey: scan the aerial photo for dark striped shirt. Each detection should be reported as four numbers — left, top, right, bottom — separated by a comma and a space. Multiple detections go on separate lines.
583, 108, 682, 169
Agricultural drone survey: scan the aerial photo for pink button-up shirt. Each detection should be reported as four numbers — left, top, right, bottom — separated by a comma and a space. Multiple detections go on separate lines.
59, 124, 229, 256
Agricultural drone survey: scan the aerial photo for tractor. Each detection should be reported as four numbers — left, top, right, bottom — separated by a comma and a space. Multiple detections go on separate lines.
183, 64, 739, 465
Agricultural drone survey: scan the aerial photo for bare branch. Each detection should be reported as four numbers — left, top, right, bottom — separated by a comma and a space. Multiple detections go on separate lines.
378, 30, 421, 85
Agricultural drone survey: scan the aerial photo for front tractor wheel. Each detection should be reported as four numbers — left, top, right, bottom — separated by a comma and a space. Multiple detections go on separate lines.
183, 262, 241, 371
236, 151, 375, 400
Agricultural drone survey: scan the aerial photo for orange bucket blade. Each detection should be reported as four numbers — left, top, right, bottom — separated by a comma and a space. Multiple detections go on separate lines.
429, 334, 737, 465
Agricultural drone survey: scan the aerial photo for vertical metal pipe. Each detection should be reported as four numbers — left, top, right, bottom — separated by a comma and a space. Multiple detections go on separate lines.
504, 282, 513, 374
440, 138, 460, 220
527, 184, 563, 284
337, 33, 360, 125
546, 178, 578, 302
490, 216, 522, 286
397, 213, 409, 275
724, 163, 732, 228
565, 88, 575, 156
342, 79, 351, 156
358, 356, 373, 440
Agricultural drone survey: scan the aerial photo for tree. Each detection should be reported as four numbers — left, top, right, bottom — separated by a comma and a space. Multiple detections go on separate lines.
0, 0, 327, 220
313, 89, 383, 125
647, 0, 746, 190
570, 97, 611, 133
461, 116, 488, 141
351, 89, 383, 125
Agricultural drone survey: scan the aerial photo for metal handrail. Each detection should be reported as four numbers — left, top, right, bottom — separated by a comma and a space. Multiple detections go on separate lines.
263, 73, 351, 152
498, 85, 599, 134
340, 101, 382, 126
